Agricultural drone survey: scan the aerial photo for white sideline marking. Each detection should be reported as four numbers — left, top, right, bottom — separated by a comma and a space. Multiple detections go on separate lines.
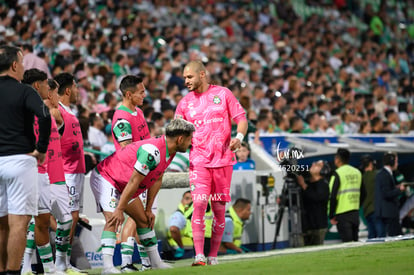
219, 234, 414, 262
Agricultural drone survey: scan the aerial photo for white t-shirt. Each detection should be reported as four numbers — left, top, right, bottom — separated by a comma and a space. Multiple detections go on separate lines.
88, 126, 107, 148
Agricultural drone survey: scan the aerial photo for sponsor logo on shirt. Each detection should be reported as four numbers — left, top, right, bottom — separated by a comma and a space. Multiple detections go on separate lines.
193, 117, 224, 127
213, 95, 221, 104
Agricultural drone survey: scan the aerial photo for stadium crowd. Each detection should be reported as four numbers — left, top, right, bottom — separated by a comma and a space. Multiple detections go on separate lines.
0, 0, 413, 160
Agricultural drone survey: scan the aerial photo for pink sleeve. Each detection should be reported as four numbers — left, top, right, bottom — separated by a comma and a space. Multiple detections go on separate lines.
174, 101, 185, 119
233, 113, 247, 124
226, 89, 246, 121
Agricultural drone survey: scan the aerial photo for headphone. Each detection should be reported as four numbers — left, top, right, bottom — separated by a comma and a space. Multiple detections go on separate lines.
320, 160, 331, 177
383, 152, 397, 167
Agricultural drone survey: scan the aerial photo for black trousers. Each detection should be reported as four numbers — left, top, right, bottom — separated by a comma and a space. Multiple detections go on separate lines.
381, 217, 402, 237
336, 210, 359, 242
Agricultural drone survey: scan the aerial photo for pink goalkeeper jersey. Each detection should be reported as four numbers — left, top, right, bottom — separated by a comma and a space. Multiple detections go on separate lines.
58, 103, 86, 174
97, 136, 174, 198
111, 105, 150, 151
175, 85, 245, 168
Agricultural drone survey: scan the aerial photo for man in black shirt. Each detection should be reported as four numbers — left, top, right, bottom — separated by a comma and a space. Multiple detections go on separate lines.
0, 45, 51, 274
297, 160, 331, 246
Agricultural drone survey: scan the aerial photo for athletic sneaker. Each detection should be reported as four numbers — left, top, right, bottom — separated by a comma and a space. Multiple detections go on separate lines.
152, 261, 172, 269
67, 265, 88, 274
120, 264, 139, 273
139, 264, 152, 272
66, 267, 85, 275
207, 256, 218, 265
101, 266, 121, 275
192, 254, 206, 266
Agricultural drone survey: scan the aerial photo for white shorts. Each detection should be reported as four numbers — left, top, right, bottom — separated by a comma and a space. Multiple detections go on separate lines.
90, 169, 121, 213
38, 173, 51, 214
50, 183, 72, 222
0, 154, 38, 216
139, 190, 158, 215
90, 169, 158, 214
65, 173, 85, 213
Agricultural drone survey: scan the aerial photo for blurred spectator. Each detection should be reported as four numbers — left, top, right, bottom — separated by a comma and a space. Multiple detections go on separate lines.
100, 124, 115, 156
303, 112, 320, 133
0, 0, 411, 140
97, 72, 119, 104
233, 142, 255, 171
88, 113, 107, 151
371, 117, 384, 133
358, 121, 372, 134
22, 43, 51, 77
290, 116, 304, 133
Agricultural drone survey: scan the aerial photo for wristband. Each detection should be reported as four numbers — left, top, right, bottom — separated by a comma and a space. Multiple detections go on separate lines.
235, 133, 244, 142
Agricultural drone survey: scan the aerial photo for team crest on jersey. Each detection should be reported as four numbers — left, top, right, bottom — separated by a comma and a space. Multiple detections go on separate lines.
213, 95, 221, 104
109, 198, 116, 208
190, 183, 196, 191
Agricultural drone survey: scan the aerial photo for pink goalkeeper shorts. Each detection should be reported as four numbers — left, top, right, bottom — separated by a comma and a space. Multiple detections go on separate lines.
189, 165, 233, 202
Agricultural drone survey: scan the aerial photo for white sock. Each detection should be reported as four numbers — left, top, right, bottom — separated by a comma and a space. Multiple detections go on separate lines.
144, 244, 162, 268
21, 250, 34, 274
121, 237, 135, 266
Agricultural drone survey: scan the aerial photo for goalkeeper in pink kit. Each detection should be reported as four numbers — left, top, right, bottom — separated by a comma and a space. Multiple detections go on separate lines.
175, 60, 248, 266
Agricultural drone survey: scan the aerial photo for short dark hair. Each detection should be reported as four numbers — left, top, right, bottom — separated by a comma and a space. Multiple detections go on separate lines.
0, 45, 21, 73
182, 190, 191, 197
241, 141, 250, 151
152, 112, 164, 122
336, 148, 350, 164
115, 53, 125, 62
54, 73, 75, 96
103, 72, 116, 88
233, 198, 251, 210
22, 68, 47, 85
143, 106, 154, 118
22, 43, 33, 52
104, 92, 115, 105
119, 75, 143, 96
360, 154, 375, 171
48, 79, 59, 90
383, 152, 397, 167
305, 112, 317, 124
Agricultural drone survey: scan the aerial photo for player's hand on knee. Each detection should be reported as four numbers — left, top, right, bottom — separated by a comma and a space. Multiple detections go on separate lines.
145, 210, 155, 230
108, 209, 125, 232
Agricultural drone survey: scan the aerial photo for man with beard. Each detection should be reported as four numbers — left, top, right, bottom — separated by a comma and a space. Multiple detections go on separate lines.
89, 119, 195, 274
175, 60, 248, 266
